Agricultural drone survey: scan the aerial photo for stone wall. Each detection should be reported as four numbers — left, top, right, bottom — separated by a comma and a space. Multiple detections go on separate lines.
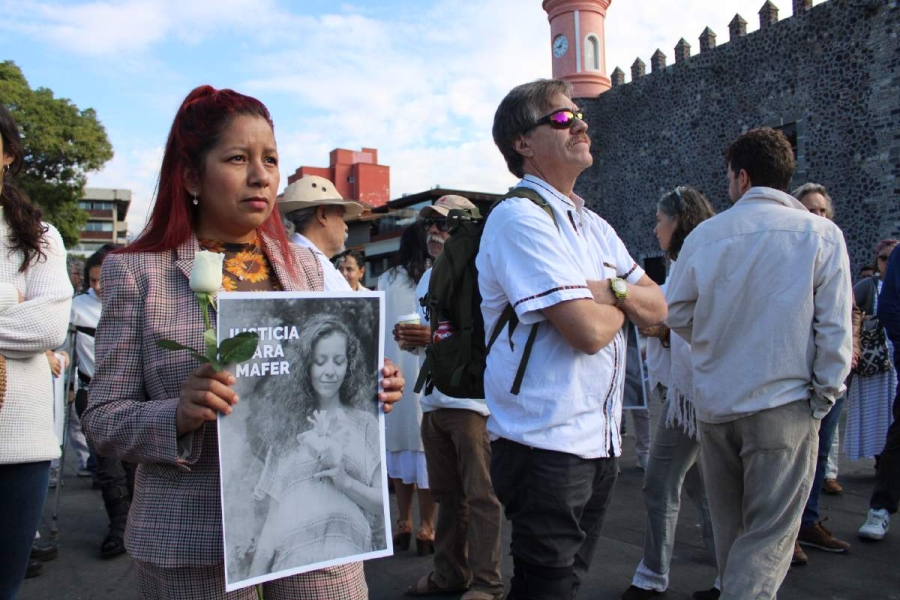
577, 0, 900, 274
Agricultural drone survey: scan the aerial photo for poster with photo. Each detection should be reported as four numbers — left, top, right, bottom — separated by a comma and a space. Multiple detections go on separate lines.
216, 291, 390, 592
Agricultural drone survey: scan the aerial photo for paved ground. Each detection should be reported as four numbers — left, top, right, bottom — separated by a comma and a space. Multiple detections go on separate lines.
20, 415, 900, 600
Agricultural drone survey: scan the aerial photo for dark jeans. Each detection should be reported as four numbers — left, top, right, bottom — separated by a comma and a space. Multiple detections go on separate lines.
871, 386, 900, 513
802, 394, 845, 526
0, 461, 50, 600
490, 438, 617, 600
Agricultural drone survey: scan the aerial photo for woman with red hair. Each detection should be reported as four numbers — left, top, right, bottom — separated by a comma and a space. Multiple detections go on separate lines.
83, 86, 403, 599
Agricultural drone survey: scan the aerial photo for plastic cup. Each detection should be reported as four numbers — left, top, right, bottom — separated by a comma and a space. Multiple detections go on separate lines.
396, 313, 421, 326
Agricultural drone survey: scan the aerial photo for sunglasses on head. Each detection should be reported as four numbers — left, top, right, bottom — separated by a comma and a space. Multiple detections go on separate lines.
422, 217, 450, 232
527, 108, 585, 132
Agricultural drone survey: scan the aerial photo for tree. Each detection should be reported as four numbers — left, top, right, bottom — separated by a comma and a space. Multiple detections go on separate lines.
0, 61, 113, 247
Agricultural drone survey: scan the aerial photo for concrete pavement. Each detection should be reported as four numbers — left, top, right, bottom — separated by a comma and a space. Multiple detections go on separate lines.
20, 423, 900, 600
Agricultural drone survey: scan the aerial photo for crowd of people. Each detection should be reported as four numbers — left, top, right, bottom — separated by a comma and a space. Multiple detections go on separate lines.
0, 76, 897, 600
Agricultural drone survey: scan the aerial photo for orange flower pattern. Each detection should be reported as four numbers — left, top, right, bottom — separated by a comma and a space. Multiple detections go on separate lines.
198, 237, 281, 292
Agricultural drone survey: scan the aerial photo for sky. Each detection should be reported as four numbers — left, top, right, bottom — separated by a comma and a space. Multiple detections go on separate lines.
0, 0, 825, 235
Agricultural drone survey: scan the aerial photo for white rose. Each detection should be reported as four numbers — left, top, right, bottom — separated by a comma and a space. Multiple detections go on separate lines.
190, 250, 224, 294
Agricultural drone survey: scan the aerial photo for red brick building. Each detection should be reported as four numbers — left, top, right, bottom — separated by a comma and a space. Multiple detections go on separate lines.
286, 147, 390, 208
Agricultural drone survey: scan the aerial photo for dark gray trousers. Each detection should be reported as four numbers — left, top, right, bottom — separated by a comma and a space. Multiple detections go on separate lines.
490, 438, 617, 600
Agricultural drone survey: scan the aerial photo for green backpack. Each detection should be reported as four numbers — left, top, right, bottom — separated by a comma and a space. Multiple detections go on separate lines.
413, 187, 558, 399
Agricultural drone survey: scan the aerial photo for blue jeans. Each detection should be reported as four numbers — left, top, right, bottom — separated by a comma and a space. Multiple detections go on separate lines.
802, 394, 845, 527
632, 406, 716, 592
0, 461, 50, 600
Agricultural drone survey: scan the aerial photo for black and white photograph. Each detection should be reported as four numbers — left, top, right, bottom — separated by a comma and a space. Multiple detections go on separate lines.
215, 291, 390, 592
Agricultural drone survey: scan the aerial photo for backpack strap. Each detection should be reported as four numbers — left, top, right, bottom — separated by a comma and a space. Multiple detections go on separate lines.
414, 352, 434, 395
487, 187, 560, 394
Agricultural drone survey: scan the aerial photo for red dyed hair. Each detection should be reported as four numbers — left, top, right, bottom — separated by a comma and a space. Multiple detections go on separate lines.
123, 85, 294, 269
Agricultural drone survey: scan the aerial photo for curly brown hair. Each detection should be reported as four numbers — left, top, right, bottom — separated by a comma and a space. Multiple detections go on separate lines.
0, 105, 48, 272
249, 313, 374, 457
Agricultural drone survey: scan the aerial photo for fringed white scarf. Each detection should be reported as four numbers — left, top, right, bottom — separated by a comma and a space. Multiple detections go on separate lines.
665, 326, 699, 439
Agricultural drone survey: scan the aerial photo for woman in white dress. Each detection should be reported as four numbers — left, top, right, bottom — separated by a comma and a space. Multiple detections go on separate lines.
845, 239, 899, 462
377, 224, 436, 553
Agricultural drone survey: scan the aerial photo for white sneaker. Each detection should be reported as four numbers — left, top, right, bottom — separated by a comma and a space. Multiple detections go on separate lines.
859, 508, 890, 540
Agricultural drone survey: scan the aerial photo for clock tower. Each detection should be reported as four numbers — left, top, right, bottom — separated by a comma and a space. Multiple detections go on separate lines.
542, 0, 612, 98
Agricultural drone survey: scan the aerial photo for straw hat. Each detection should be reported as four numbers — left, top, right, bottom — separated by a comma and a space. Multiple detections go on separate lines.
278, 175, 365, 219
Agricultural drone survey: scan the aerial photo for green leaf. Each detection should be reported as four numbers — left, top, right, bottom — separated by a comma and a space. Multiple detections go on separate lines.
156, 339, 210, 364
157, 339, 196, 352
219, 332, 260, 365
189, 350, 212, 365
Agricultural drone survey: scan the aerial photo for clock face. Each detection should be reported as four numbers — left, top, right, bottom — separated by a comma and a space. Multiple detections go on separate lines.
553, 34, 569, 59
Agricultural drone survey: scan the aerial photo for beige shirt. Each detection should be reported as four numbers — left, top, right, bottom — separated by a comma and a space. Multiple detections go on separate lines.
666, 187, 852, 423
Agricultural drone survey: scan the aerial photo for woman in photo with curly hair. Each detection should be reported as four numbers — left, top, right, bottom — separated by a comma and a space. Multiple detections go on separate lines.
250, 313, 385, 576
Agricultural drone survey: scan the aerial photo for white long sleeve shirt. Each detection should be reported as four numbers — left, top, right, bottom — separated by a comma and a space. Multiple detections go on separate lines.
290, 233, 352, 292
0, 213, 72, 463
70, 288, 101, 378
665, 187, 852, 423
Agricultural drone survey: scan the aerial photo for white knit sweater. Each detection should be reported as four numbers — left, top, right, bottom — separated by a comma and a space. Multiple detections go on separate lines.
0, 209, 72, 464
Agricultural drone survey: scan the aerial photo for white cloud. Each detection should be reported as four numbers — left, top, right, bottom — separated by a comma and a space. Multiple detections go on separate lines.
5, 0, 290, 56
56, 0, 826, 234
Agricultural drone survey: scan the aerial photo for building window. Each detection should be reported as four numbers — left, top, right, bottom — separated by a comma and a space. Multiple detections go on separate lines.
84, 221, 114, 232
79, 201, 114, 211
584, 35, 601, 71
768, 118, 806, 186
775, 122, 798, 159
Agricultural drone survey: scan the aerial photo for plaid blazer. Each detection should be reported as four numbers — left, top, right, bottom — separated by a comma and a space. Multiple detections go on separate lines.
83, 233, 323, 567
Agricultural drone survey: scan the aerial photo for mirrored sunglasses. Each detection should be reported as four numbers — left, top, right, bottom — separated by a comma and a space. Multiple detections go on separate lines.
529, 108, 585, 131
422, 217, 450, 232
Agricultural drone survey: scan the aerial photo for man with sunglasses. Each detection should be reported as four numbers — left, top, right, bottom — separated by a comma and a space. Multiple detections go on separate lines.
477, 79, 666, 600
666, 128, 852, 600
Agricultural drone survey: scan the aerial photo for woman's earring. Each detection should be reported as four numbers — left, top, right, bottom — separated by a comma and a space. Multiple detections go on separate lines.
192, 194, 199, 206
2, 164, 9, 173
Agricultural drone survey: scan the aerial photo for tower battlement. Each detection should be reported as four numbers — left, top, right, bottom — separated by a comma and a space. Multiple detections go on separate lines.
610, 0, 823, 88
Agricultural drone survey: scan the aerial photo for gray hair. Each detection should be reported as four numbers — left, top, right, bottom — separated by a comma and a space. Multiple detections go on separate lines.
284, 207, 319, 237
492, 79, 574, 178
791, 182, 834, 219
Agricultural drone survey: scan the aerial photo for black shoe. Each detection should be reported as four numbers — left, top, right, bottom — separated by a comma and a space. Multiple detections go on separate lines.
621, 585, 664, 600
101, 484, 131, 559
30, 540, 59, 562
25, 559, 43, 579
693, 588, 721, 600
